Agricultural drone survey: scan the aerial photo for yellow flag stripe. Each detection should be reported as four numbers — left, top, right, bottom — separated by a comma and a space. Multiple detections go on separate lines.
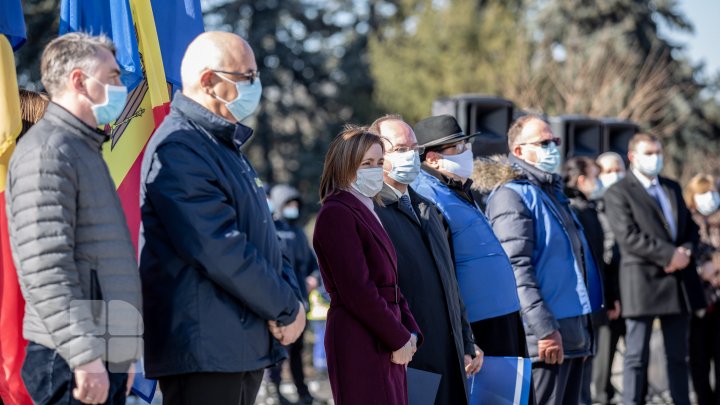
129, 0, 170, 109
0, 35, 22, 192
103, 0, 170, 186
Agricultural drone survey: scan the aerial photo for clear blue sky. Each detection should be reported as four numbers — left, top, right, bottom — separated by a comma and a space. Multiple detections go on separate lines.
660, 1, 720, 77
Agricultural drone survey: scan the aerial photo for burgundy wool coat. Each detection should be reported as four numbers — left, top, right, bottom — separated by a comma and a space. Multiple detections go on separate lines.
313, 190, 423, 405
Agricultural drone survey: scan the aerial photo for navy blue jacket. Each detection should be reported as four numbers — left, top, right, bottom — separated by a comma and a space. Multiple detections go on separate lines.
139, 93, 300, 378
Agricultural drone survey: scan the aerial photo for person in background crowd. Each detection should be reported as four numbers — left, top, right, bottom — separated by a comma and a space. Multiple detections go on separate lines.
371, 115, 483, 405
593, 152, 627, 404
604, 133, 706, 405
139, 32, 305, 405
268, 184, 319, 405
410, 116, 527, 366
485, 115, 603, 405
313, 126, 422, 405
562, 157, 619, 405
8, 33, 142, 405
683, 174, 720, 405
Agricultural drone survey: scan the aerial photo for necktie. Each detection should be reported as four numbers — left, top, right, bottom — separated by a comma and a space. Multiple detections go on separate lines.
647, 183, 677, 240
399, 194, 419, 223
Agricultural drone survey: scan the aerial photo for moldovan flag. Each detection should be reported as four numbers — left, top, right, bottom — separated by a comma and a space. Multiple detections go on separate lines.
0, 0, 33, 403
60, 0, 203, 249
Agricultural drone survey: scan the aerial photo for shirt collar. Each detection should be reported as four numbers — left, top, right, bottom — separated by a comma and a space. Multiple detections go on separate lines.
631, 167, 659, 189
385, 182, 410, 200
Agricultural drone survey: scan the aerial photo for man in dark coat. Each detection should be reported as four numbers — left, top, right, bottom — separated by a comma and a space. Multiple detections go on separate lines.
604, 133, 706, 405
371, 116, 482, 405
139, 32, 306, 405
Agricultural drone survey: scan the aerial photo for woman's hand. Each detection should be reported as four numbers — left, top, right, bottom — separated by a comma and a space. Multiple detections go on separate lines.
391, 337, 415, 365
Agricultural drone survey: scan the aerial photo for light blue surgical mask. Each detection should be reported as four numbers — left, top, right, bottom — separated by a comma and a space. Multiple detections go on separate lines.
351, 167, 384, 197
385, 150, 420, 184
215, 74, 262, 122
589, 179, 604, 200
84, 74, 127, 126
282, 206, 300, 220
531, 142, 561, 173
635, 153, 663, 177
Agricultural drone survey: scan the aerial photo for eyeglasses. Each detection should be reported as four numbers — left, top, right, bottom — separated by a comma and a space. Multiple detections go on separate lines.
213, 69, 261, 85
519, 137, 562, 148
438, 141, 471, 154
390, 145, 425, 154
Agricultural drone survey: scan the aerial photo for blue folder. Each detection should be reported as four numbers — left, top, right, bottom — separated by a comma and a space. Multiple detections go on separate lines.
131, 358, 157, 403
467, 356, 532, 405
408, 367, 442, 405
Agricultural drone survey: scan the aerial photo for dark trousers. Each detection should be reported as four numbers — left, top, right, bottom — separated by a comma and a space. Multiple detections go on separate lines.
21, 342, 128, 405
592, 319, 626, 404
532, 357, 585, 405
689, 309, 720, 405
471, 311, 529, 357
622, 314, 691, 405
159, 370, 264, 405
269, 330, 311, 397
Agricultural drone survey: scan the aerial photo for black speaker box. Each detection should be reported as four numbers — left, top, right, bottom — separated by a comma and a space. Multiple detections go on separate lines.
432, 95, 514, 157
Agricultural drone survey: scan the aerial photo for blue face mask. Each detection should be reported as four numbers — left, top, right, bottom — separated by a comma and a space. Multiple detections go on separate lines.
385, 150, 420, 184
215, 74, 262, 122
531, 142, 561, 173
84, 74, 127, 126
282, 206, 300, 220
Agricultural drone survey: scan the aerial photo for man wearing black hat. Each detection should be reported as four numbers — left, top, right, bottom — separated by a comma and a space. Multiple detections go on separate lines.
411, 115, 528, 365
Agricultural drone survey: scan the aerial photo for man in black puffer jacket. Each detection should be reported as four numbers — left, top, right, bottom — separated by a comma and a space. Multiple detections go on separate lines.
139, 32, 305, 405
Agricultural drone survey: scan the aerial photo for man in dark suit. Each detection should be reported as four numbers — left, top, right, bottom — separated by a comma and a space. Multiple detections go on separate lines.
371, 115, 483, 405
604, 133, 706, 405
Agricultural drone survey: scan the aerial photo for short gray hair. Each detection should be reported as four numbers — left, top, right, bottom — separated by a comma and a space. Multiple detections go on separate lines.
596, 151, 626, 170
41, 32, 116, 98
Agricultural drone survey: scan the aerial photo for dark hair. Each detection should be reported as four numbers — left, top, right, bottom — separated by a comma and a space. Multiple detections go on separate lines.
319, 125, 385, 203
563, 156, 599, 190
628, 133, 660, 154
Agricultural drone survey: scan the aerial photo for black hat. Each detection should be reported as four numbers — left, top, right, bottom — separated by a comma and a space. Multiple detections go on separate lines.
413, 115, 480, 149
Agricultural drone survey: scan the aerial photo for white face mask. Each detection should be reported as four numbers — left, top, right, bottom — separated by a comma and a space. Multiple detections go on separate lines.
351, 167, 384, 197
695, 191, 720, 216
438, 149, 474, 179
634, 153, 663, 177
599, 172, 624, 189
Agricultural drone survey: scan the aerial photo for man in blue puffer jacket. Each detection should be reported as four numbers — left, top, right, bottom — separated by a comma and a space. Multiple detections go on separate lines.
411, 115, 528, 366
484, 115, 603, 405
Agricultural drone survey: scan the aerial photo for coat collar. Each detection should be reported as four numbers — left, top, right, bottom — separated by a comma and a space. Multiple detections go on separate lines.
325, 190, 398, 267
171, 91, 254, 149
43, 102, 109, 149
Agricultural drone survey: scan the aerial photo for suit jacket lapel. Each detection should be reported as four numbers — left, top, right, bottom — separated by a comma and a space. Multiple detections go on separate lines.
627, 173, 672, 239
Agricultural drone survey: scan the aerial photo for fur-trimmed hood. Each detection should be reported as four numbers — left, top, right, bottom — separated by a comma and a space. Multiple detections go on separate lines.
470, 154, 523, 194
471, 154, 561, 194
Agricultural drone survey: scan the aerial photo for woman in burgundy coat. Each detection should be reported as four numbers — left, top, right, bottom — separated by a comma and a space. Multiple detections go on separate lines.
313, 126, 423, 405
